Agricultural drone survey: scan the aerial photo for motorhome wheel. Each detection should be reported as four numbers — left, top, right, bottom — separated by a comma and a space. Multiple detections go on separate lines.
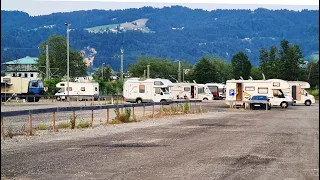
280, 102, 288, 108
305, 100, 311, 106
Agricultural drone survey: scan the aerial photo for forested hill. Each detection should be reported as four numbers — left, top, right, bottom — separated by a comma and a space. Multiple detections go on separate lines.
1, 6, 319, 70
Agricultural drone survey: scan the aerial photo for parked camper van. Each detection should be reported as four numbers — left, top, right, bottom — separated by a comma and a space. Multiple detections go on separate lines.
206, 83, 226, 100
55, 82, 99, 101
123, 78, 174, 103
170, 83, 212, 100
285, 81, 315, 106
225, 79, 293, 108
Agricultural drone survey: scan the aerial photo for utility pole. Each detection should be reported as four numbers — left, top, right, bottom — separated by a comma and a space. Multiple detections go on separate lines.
182, 69, 185, 82
147, 65, 150, 78
178, 60, 181, 82
143, 70, 146, 78
102, 63, 105, 80
46, 45, 50, 80
65, 23, 70, 102
120, 47, 124, 80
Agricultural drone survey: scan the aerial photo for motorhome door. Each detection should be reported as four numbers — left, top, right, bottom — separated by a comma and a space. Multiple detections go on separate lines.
236, 83, 242, 101
191, 86, 195, 98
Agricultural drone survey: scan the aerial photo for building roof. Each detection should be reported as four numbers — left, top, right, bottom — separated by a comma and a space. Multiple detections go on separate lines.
4, 56, 38, 65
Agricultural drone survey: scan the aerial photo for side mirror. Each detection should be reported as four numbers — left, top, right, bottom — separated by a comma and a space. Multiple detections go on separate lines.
305, 93, 307, 96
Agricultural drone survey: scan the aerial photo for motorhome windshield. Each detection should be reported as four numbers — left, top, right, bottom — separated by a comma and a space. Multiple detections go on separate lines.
57, 88, 65, 93
161, 88, 169, 94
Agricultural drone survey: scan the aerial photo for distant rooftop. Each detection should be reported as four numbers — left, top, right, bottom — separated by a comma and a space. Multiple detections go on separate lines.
4, 56, 38, 65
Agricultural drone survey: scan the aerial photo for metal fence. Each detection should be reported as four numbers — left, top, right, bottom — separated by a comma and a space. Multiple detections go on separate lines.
1, 100, 202, 140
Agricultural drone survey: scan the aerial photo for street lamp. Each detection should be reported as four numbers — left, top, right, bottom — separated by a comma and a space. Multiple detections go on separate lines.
174, 60, 181, 82
102, 63, 105, 80
65, 23, 71, 101
120, 47, 124, 80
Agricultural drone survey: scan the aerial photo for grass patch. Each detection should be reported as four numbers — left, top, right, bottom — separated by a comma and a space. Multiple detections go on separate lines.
77, 121, 90, 128
57, 122, 70, 129
112, 107, 136, 124
37, 124, 47, 130
6, 125, 13, 138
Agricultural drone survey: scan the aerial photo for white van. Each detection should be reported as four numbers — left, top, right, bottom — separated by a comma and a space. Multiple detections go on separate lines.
286, 81, 315, 106
225, 79, 293, 108
55, 82, 99, 101
123, 78, 174, 103
206, 83, 226, 100
170, 83, 212, 100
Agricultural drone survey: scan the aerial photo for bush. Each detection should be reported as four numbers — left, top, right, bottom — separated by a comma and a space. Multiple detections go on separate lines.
309, 89, 319, 100
77, 121, 90, 128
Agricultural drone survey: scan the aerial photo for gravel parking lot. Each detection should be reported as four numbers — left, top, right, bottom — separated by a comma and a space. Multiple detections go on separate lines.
1, 101, 319, 179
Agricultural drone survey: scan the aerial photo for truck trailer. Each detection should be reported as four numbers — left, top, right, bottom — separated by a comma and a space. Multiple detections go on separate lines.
1, 76, 44, 102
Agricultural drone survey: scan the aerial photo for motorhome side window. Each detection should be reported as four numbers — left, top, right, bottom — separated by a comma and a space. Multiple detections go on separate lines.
154, 81, 164, 85
258, 88, 268, 94
155, 88, 161, 94
81, 87, 85, 91
273, 89, 285, 98
184, 87, 190, 91
139, 85, 145, 93
245, 86, 255, 91
273, 82, 280, 87
198, 87, 205, 94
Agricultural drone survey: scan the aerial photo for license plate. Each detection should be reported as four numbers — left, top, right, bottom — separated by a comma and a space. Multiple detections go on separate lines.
254, 104, 260, 107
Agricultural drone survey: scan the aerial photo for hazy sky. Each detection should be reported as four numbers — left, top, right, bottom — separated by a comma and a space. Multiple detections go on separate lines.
1, 0, 319, 16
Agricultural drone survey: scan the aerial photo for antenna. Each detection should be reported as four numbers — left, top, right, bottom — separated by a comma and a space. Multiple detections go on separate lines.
169, 75, 178, 83
262, 73, 266, 80
249, 76, 253, 80
240, 76, 243, 80
193, 80, 197, 84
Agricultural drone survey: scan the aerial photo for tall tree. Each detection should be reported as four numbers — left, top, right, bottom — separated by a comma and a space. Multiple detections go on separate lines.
36, 35, 87, 80
93, 65, 113, 81
212, 56, 233, 83
192, 56, 216, 84
278, 40, 304, 80
307, 60, 319, 88
231, 52, 252, 80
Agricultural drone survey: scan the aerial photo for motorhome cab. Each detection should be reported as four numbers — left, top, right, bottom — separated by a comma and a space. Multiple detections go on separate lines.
170, 83, 212, 100
55, 82, 99, 101
123, 78, 174, 103
206, 83, 226, 100
286, 81, 315, 106
225, 79, 293, 108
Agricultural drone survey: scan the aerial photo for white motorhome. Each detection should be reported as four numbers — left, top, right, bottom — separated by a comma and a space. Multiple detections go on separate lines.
206, 83, 226, 100
285, 81, 315, 106
225, 79, 293, 108
123, 78, 174, 103
170, 83, 212, 100
55, 82, 99, 101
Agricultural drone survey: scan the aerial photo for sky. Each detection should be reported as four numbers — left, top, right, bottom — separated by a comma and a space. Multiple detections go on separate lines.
1, 0, 319, 16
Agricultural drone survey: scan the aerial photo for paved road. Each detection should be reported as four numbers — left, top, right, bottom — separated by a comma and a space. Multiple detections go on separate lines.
1, 102, 319, 179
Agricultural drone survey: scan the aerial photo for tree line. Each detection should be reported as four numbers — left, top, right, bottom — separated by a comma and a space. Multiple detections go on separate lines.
34, 36, 319, 95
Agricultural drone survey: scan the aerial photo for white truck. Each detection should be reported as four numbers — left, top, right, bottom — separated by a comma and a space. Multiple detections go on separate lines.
123, 78, 174, 103
205, 83, 226, 100
55, 81, 99, 101
285, 81, 316, 106
225, 79, 293, 108
170, 83, 212, 100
